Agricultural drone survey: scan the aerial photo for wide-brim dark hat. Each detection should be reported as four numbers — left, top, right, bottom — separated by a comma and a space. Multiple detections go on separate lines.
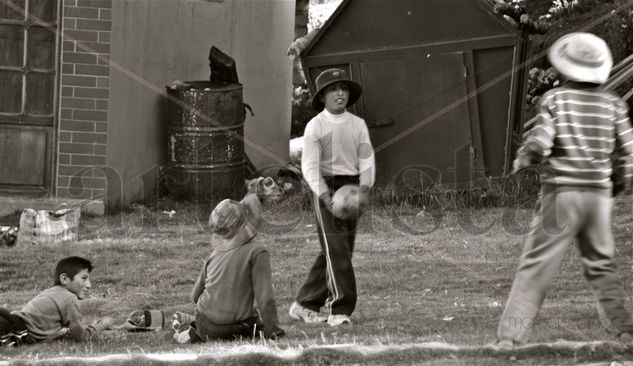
311, 68, 362, 111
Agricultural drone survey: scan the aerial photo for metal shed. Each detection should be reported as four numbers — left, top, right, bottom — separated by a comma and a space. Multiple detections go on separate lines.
300, 0, 529, 192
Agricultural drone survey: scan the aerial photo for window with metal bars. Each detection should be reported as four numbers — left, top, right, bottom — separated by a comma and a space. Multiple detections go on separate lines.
0, 0, 58, 125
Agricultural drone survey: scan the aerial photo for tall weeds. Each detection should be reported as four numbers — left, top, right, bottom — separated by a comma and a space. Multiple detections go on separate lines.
370, 170, 541, 212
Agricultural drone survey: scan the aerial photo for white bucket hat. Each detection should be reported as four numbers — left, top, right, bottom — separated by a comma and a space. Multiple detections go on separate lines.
548, 32, 613, 84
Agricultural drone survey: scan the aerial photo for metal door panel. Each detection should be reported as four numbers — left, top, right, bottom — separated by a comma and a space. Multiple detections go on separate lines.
360, 51, 473, 189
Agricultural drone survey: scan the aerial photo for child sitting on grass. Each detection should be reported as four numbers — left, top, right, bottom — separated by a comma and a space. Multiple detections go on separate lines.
172, 193, 285, 342
0, 256, 114, 346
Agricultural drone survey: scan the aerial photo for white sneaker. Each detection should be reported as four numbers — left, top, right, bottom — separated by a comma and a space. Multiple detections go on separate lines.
288, 302, 327, 323
327, 314, 351, 327
171, 312, 195, 331
171, 314, 181, 330
173, 325, 195, 344
491, 339, 515, 351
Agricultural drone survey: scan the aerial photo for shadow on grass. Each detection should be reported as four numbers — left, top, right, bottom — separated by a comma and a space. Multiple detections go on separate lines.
4, 341, 633, 366
0, 209, 22, 227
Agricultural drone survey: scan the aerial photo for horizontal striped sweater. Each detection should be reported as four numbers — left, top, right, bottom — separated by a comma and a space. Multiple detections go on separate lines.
515, 83, 633, 189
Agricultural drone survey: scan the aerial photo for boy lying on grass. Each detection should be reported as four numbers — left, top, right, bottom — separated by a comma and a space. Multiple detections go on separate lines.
172, 193, 285, 342
0, 256, 114, 346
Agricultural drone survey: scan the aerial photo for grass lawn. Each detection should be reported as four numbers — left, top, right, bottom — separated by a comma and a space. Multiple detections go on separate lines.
2, 191, 633, 365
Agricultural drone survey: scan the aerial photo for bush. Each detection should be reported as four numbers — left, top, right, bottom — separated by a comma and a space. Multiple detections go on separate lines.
529, 0, 633, 68
291, 84, 317, 138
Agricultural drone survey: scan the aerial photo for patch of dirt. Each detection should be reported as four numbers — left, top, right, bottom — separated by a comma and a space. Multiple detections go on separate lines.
0, 210, 21, 226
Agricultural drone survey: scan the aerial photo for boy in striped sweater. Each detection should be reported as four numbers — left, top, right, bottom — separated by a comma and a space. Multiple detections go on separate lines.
496, 33, 633, 348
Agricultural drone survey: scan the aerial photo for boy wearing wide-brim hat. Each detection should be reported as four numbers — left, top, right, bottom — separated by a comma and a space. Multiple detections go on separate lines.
173, 193, 285, 342
495, 33, 633, 349
289, 68, 375, 326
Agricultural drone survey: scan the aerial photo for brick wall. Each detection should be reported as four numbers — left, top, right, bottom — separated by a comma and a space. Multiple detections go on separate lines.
57, 0, 112, 201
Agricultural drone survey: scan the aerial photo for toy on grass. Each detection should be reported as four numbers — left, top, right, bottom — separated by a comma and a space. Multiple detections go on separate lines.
117, 310, 165, 332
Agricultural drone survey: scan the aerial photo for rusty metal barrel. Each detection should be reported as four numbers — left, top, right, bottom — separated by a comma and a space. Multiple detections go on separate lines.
165, 80, 245, 202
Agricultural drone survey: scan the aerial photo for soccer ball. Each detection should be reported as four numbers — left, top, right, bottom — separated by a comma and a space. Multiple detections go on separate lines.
331, 184, 362, 220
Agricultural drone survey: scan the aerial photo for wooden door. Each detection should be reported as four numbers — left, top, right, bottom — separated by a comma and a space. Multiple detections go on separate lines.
0, 0, 58, 196
360, 51, 476, 190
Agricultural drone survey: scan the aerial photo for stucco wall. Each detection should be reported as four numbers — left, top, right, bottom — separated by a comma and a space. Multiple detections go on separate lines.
107, 0, 294, 206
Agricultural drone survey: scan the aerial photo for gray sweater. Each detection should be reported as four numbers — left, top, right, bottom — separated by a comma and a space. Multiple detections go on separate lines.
13, 285, 107, 342
191, 233, 283, 338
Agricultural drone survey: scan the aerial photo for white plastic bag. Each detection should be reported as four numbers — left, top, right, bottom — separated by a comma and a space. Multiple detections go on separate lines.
16, 206, 80, 246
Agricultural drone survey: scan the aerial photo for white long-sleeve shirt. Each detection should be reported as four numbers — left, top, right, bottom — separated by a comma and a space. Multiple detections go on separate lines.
301, 109, 375, 196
